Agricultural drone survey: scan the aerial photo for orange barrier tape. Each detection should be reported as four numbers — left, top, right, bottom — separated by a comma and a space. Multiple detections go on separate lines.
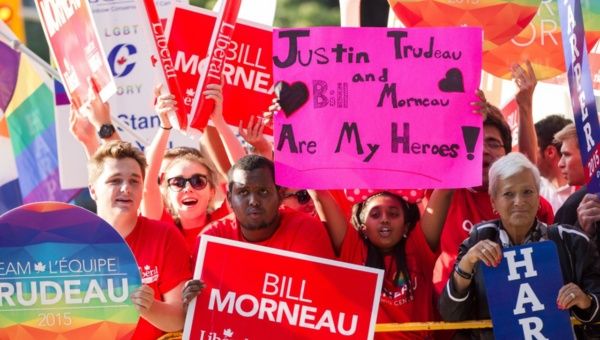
375, 318, 584, 332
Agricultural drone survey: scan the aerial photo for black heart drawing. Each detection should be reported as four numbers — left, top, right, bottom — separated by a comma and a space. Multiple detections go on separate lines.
275, 81, 309, 117
438, 68, 465, 93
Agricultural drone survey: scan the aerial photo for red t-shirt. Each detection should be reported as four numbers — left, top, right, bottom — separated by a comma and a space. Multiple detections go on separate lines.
340, 224, 436, 340
432, 188, 554, 296
126, 216, 193, 340
160, 202, 231, 254
196, 208, 335, 262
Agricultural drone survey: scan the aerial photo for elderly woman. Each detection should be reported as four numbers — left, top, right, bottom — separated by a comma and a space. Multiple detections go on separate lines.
439, 152, 600, 339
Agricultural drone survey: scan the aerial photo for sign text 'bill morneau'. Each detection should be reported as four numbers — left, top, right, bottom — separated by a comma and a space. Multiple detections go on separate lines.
207, 272, 359, 335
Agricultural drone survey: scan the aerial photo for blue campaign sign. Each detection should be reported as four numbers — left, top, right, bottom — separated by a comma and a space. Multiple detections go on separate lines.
482, 241, 574, 340
558, 0, 600, 193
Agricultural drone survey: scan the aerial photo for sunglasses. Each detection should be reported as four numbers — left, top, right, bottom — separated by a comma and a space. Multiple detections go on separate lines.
283, 190, 311, 205
167, 174, 208, 192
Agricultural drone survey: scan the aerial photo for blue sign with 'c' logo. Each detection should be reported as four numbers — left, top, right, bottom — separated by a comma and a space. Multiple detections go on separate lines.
107, 43, 137, 78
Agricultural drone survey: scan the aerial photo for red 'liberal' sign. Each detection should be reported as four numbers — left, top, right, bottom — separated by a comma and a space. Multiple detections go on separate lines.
166, 4, 274, 133
500, 97, 519, 151
188, 0, 241, 132
139, 0, 187, 130
34, 0, 116, 104
183, 236, 383, 340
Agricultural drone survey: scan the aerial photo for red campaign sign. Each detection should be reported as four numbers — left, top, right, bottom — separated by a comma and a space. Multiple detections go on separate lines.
166, 5, 274, 133
139, 0, 187, 130
189, 0, 242, 132
501, 97, 519, 151
34, 0, 115, 104
183, 236, 383, 340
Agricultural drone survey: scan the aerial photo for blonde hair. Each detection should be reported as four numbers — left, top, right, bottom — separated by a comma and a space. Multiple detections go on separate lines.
88, 141, 147, 184
553, 123, 577, 146
161, 153, 219, 222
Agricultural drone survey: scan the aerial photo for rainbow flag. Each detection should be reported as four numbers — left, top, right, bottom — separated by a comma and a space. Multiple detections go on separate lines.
0, 37, 79, 212
0, 117, 22, 213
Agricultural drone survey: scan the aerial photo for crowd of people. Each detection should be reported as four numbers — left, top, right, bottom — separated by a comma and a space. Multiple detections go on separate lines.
68, 59, 600, 339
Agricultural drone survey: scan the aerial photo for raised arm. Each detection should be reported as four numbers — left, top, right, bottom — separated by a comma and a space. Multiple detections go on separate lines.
82, 77, 121, 143
239, 115, 273, 160
69, 103, 99, 159
207, 83, 247, 164
309, 190, 349, 255
141, 84, 174, 219
513, 60, 538, 163
420, 189, 454, 251
420, 90, 489, 250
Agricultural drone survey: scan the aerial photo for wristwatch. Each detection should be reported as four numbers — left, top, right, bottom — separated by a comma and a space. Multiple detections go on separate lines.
98, 124, 116, 139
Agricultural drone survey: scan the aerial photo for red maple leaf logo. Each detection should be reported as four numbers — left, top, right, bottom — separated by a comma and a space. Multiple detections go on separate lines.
117, 56, 127, 65
150, 55, 157, 67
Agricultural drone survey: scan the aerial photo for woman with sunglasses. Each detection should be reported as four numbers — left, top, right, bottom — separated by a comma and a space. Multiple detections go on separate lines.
160, 153, 229, 251
140, 83, 241, 252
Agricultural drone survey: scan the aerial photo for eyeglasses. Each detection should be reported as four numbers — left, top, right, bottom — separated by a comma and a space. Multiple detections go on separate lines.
484, 139, 504, 150
283, 190, 311, 205
167, 174, 208, 192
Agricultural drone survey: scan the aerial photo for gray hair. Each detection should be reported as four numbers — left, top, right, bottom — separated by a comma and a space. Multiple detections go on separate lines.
488, 152, 541, 197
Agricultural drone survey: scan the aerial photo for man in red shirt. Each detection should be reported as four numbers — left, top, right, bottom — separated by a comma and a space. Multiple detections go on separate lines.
184, 155, 335, 303
88, 141, 191, 339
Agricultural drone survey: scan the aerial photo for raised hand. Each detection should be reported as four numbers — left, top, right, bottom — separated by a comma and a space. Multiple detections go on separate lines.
154, 83, 176, 129
512, 60, 537, 107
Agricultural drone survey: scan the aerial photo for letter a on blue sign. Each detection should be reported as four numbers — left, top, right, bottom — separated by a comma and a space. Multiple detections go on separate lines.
482, 242, 574, 340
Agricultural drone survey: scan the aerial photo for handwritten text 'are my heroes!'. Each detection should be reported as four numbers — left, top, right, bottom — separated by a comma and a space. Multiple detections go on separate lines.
273, 29, 466, 163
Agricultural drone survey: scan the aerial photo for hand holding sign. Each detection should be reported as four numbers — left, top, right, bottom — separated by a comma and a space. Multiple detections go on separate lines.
557, 282, 592, 310
205, 83, 225, 123
131, 285, 156, 312
239, 115, 272, 158
482, 242, 575, 340
576, 193, 600, 236
154, 84, 176, 130
183, 236, 383, 340
69, 104, 97, 148
182, 279, 205, 308
464, 239, 503, 268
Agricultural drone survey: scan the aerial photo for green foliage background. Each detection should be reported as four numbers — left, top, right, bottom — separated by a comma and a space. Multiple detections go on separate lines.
190, 0, 340, 27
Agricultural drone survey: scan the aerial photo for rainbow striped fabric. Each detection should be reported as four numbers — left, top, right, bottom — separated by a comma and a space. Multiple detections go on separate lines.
0, 38, 79, 213
0, 116, 22, 213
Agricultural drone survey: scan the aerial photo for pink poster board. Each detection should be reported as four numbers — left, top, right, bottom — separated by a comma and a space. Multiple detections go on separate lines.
273, 27, 483, 189
35, 0, 116, 104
